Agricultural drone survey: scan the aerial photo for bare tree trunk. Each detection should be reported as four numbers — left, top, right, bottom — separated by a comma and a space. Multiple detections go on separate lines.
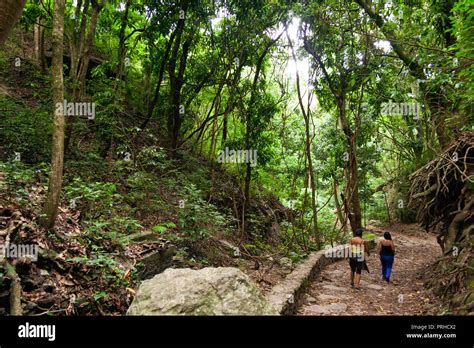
383, 191, 392, 224
333, 177, 348, 234
139, 28, 177, 131
114, 0, 130, 92
167, 5, 187, 151
6, 263, 22, 315
0, 0, 26, 45
76, 0, 105, 99
222, 112, 228, 143
34, 17, 47, 73
168, 13, 193, 153
41, 0, 65, 229
40, 23, 47, 73
66, 0, 104, 152
338, 96, 362, 233
65, 0, 89, 152
208, 94, 221, 201
70, 0, 88, 81
34, 18, 40, 61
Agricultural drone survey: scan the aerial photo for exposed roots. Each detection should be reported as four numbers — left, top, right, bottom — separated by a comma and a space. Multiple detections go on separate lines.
409, 131, 473, 250
408, 131, 474, 314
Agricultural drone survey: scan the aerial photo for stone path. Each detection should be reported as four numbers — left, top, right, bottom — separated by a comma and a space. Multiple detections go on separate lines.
298, 225, 444, 315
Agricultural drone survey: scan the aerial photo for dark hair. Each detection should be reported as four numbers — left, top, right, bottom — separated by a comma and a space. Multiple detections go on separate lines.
384, 232, 392, 240
355, 228, 363, 237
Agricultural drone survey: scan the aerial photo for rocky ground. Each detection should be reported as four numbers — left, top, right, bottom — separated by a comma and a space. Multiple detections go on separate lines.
298, 224, 447, 315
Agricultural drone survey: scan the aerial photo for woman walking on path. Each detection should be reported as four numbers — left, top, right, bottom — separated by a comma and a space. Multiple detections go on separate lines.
378, 232, 395, 283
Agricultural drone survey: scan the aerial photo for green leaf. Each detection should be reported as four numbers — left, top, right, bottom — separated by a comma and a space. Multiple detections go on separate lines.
93, 291, 108, 301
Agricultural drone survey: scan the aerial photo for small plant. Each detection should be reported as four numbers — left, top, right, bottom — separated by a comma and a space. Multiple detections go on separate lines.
176, 184, 229, 241
136, 146, 170, 171
152, 221, 177, 233
288, 250, 307, 264
63, 177, 119, 219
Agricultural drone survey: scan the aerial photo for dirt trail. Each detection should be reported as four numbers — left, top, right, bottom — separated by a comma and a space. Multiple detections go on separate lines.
298, 224, 445, 315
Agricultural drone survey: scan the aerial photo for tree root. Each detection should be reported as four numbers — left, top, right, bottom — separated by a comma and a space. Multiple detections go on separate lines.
1, 206, 23, 315
5, 262, 22, 315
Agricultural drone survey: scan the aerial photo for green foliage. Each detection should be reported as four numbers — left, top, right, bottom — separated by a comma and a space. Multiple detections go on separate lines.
364, 233, 376, 240
0, 161, 49, 206
0, 0, 471, 285
0, 96, 52, 163
288, 250, 308, 264
175, 184, 228, 241
125, 170, 168, 214
66, 249, 128, 288
63, 177, 118, 219
136, 146, 171, 171
152, 221, 177, 233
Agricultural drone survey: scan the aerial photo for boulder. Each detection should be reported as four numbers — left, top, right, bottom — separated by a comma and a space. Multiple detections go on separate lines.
127, 267, 278, 315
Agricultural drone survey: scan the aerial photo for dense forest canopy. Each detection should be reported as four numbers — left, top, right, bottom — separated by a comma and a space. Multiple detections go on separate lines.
0, 0, 472, 316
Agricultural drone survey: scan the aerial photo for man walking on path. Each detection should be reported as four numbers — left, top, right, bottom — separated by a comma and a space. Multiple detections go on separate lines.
349, 228, 370, 289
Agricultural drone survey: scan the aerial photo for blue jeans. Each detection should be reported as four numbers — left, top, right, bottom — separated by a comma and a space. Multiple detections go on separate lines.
380, 255, 394, 280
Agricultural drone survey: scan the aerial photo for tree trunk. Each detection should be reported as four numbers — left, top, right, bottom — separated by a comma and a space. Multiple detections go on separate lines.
242, 33, 283, 238
70, 0, 88, 81
242, 47, 266, 238
0, 0, 26, 45
76, 0, 104, 99
66, 0, 103, 152
40, 22, 47, 73
338, 96, 362, 232
34, 18, 40, 61
34, 17, 47, 73
41, 0, 65, 229
139, 28, 177, 131
65, 0, 89, 152
114, 0, 130, 92
222, 112, 228, 143
288, 29, 320, 247
167, 6, 189, 152
333, 177, 348, 234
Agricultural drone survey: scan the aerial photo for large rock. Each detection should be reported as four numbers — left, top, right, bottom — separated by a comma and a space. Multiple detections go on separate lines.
127, 267, 278, 315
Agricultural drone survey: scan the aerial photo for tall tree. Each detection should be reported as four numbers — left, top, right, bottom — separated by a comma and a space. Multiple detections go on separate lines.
114, 0, 131, 92
167, 3, 193, 152
300, 1, 375, 233
287, 30, 320, 248
354, 0, 455, 149
75, 0, 106, 99
41, 0, 66, 229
